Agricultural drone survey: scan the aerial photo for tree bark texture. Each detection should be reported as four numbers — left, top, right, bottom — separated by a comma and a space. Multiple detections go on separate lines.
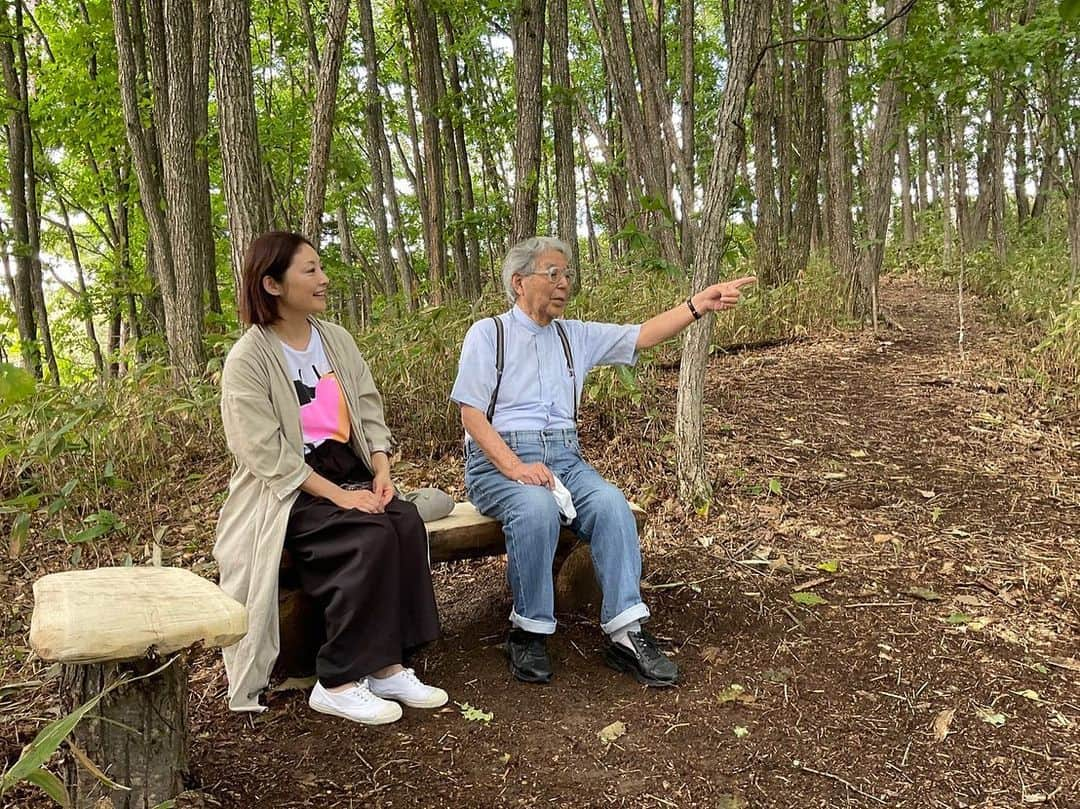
301, 0, 350, 244
408, 0, 447, 303
898, 122, 916, 245
211, 0, 270, 294
674, 0, 761, 504
751, 0, 780, 286
62, 657, 188, 809
510, 0, 545, 247
853, 0, 907, 321
548, 0, 579, 273
113, 0, 206, 378
357, 0, 399, 297
192, 0, 219, 315
822, 0, 857, 306
781, 1, 824, 284
0, 0, 40, 376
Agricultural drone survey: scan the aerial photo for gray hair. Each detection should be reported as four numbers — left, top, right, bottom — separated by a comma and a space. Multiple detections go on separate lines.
501, 236, 572, 304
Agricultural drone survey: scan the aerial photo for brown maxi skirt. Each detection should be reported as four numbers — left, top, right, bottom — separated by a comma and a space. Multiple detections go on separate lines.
285, 440, 440, 687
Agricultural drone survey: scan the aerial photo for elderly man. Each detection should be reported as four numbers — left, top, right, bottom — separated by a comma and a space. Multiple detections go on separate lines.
451, 236, 755, 686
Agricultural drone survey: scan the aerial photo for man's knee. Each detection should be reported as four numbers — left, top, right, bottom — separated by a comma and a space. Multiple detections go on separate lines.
505, 485, 561, 526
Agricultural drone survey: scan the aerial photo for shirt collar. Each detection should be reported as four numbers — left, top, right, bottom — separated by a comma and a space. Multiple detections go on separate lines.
510, 304, 550, 335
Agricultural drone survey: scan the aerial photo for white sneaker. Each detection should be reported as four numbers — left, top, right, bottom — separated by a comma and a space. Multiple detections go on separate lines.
308, 680, 402, 725
367, 668, 449, 709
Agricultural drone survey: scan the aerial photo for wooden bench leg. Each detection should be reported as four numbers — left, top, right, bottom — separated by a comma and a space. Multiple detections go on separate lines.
62, 656, 188, 809
276, 586, 323, 679
554, 543, 602, 615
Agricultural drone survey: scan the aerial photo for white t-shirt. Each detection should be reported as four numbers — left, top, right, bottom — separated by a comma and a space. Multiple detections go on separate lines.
279, 328, 351, 454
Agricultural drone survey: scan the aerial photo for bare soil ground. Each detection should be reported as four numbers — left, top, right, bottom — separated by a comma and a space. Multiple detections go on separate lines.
3, 276, 1078, 808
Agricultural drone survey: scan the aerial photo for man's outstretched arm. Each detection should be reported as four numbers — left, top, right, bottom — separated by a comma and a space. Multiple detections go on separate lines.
636, 276, 757, 349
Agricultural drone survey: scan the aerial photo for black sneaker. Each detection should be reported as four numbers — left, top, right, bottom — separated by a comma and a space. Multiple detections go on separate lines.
506, 629, 553, 684
604, 630, 679, 687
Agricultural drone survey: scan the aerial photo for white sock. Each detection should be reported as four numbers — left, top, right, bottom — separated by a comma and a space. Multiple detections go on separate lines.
610, 621, 641, 651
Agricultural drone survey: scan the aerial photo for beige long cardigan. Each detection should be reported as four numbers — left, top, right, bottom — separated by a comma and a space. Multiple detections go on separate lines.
214, 318, 392, 712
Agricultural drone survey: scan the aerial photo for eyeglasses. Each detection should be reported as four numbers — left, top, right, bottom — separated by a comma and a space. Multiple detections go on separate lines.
524, 264, 575, 285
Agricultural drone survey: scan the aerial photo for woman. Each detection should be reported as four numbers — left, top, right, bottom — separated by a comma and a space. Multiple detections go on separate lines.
214, 231, 450, 724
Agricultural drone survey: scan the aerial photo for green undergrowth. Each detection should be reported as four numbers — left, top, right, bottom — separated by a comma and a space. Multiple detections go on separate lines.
895, 210, 1080, 389
1, 261, 845, 554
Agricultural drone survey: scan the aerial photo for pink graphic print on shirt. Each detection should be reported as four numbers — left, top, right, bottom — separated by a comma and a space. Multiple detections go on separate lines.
296, 371, 351, 447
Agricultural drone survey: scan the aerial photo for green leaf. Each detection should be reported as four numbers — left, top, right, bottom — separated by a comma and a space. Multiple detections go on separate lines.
69, 510, 119, 544
23, 769, 69, 807
1061, 0, 1080, 21
1, 689, 110, 794
816, 559, 840, 573
1, 658, 175, 798
767, 478, 783, 496
946, 612, 973, 624
0, 362, 36, 406
9, 512, 29, 559
791, 591, 827, 607
456, 702, 493, 724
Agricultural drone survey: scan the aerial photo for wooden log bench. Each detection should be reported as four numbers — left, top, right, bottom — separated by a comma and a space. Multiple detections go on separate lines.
29, 566, 247, 809
276, 501, 646, 678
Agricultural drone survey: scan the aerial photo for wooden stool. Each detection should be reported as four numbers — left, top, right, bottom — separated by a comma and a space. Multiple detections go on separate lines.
30, 567, 247, 809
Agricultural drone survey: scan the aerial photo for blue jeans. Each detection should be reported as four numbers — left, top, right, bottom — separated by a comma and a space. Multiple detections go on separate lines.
464, 429, 650, 636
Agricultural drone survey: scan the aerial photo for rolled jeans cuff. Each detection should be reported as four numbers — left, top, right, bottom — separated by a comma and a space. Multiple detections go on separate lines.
510, 608, 557, 635
601, 602, 651, 636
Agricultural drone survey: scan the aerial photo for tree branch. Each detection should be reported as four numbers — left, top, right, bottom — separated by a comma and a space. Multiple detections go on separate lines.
752, 0, 918, 79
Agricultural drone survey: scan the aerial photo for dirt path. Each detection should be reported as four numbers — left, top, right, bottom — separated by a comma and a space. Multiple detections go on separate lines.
5, 277, 1079, 808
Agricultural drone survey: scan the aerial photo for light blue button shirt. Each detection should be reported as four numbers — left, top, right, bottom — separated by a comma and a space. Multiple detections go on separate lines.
450, 305, 641, 434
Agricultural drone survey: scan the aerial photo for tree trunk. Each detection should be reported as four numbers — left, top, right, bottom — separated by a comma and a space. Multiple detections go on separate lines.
986, 6, 1007, 261
192, 0, 219, 315
301, 0, 350, 244
940, 123, 955, 264
357, 0, 399, 297
63, 657, 188, 809
898, 121, 915, 246
337, 204, 360, 330
160, 0, 206, 374
1012, 98, 1031, 227
1067, 152, 1079, 301
822, 0, 856, 303
782, 1, 824, 283
212, 0, 270, 295
853, 0, 907, 322
434, 37, 469, 299
113, 0, 205, 378
510, 0, 545, 246
751, 1, 780, 286
548, 0, 578, 271
952, 106, 972, 250
441, 11, 482, 296
917, 125, 929, 215
406, 2, 447, 303
56, 194, 106, 376
0, 0, 40, 376
674, 0, 761, 505
679, 0, 695, 265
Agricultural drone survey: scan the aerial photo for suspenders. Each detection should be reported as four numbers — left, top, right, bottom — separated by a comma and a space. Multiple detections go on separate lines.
485, 315, 576, 423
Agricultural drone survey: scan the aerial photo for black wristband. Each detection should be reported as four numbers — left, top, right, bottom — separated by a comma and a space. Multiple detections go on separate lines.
686, 296, 702, 320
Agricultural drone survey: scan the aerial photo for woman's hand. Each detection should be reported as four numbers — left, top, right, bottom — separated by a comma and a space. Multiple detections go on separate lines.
333, 487, 384, 513
372, 471, 396, 508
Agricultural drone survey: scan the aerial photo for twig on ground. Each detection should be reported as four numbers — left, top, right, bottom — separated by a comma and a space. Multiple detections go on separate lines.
796, 762, 888, 804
